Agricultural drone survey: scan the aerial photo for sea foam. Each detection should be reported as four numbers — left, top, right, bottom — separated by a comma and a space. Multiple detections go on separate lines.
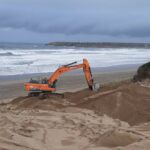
0, 47, 150, 75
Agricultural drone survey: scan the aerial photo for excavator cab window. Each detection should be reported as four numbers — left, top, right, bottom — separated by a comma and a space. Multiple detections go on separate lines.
51, 79, 57, 88
30, 78, 39, 83
29, 77, 48, 84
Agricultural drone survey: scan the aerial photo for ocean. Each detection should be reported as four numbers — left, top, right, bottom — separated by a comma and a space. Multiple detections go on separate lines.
0, 43, 150, 76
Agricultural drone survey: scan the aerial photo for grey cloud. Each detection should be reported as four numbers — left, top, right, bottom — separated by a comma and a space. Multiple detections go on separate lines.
0, 0, 150, 42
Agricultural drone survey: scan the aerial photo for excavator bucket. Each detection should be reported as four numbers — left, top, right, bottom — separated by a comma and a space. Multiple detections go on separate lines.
92, 83, 100, 91
63, 61, 77, 67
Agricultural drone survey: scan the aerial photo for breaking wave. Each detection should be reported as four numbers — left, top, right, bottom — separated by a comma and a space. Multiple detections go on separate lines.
0, 45, 150, 75
0, 52, 17, 56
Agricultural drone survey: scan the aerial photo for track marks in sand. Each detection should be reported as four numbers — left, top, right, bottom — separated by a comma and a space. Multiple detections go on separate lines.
0, 107, 149, 150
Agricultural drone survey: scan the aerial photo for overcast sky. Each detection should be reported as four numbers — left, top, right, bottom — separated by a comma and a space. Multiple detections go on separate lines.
0, 0, 150, 43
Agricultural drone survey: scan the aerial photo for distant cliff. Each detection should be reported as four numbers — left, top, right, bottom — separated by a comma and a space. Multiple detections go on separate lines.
47, 42, 150, 48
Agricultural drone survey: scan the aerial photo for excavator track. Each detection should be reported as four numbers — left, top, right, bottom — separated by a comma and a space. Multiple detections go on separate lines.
28, 92, 40, 97
28, 92, 64, 99
39, 93, 64, 99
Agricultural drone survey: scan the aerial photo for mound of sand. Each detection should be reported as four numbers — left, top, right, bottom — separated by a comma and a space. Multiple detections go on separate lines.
77, 83, 150, 125
9, 95, 75, 111
96, 129, 141, 147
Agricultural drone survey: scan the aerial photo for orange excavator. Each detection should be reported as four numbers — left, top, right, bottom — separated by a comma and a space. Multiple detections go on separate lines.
24, 59, 97, 97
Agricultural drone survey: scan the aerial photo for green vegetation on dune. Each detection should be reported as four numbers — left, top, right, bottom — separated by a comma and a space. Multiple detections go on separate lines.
133, 62, 150, 81
47, 42, 150, 48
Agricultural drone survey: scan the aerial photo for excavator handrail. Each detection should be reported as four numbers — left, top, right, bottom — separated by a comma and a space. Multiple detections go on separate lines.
62, 61, 77, 67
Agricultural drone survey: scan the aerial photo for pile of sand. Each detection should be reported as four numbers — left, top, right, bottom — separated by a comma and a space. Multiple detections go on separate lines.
77, 82, 150, 125
59, 82, 150, 125
9, 95, 74, 111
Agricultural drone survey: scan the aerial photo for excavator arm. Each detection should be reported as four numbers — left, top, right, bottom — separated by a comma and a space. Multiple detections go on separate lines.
48, 59, 94, 90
